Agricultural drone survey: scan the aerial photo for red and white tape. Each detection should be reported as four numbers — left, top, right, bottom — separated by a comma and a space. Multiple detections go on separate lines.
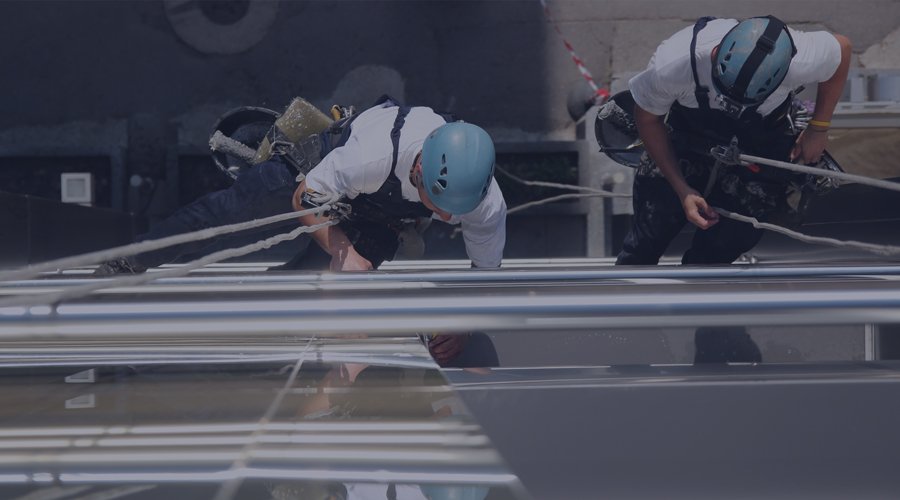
539, 0, 610, 105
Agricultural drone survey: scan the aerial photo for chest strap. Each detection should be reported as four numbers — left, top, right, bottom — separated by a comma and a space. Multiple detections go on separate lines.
690, 16, 716, 112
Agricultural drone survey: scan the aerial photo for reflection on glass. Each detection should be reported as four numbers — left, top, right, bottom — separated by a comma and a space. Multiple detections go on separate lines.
694, 326, 762, 364
0, 336, 523, 499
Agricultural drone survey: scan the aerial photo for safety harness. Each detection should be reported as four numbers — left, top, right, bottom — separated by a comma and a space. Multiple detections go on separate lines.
668, 17, 801, 184
316, 96, 452, 266
343, 100, 436, 230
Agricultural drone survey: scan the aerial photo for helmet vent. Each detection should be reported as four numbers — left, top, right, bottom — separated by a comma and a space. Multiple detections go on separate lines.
431, 178, 447, 195
440, 166, 448, 176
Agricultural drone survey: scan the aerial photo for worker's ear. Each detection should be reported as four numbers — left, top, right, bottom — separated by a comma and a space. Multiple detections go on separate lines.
411, 156, 424, 185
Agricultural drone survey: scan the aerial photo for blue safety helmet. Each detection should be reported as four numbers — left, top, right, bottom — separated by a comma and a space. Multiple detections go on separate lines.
421, 122, 496, 215
712, 16, 797, 108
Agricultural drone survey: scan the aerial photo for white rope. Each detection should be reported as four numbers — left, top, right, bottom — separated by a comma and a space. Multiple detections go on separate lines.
213, 337, 315, 500
497, 165, 627, 197
740, 153, 900, 194
0, 220, 337, 309
0, 203, 336, 283
714, 208, 900, 257
507, 193, 610, 215
498, 150, 900, 258
498, 165, 629, 215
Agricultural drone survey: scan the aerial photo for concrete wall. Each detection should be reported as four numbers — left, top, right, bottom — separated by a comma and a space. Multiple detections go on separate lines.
3, 1, 897, 136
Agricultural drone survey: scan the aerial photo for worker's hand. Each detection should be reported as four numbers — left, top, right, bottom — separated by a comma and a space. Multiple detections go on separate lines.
331, 245, 373, 272
681, 189, 719, 229
428, 334, 469, 367
790, 128, 829, 165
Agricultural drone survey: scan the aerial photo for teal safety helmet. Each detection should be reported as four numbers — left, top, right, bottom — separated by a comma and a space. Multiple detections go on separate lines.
421, 122, 495, 215
712, 16, 797, 109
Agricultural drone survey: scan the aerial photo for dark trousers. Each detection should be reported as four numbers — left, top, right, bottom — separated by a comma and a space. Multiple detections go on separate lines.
617, 136, 799, 265
616, 173, 770, 265
132, 158, 301, 269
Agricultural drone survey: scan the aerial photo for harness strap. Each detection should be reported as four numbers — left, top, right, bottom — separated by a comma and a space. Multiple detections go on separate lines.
690, 16, 716, 112
330, 95, 401, 151
347, 103, 432, 225
388, 104, 410, 179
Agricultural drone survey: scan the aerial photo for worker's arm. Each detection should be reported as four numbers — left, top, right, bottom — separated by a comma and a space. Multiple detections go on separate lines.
790, 33, 852, 164
634, 105, 719, 229
292, 181, 372, 271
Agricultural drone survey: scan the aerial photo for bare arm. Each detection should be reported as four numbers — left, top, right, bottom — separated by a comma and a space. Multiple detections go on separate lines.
791, 33, 852, 164
634, 105, 719, 229
291, 181, 372, 271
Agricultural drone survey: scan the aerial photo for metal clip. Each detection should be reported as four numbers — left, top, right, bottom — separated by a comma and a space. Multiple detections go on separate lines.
329, 201, 352, 220
710, 136, 743, 166
301, 191, 352, 220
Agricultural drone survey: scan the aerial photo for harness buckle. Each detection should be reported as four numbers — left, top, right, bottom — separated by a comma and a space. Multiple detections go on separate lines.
301, 191, 352, 220
710, 136, 743, 166
714, 93, 745, 119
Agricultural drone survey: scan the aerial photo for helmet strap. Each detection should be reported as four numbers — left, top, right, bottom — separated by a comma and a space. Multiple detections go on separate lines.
730, 16, 796, 105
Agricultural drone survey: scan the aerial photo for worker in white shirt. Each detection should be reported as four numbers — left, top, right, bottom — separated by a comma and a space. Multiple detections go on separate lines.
96, 96, 506, 274
613, 15, 850, 265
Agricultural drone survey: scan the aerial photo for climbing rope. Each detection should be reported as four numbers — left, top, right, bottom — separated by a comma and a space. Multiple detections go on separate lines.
0, 201, 339, 283
497, 165, 627, 197
501, 149, 900, 257
497, 165, 629, 214
714, 208, 900, 257
739, 153, 900, 194
507, 193, 612, 215
0, 219, 337, 309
